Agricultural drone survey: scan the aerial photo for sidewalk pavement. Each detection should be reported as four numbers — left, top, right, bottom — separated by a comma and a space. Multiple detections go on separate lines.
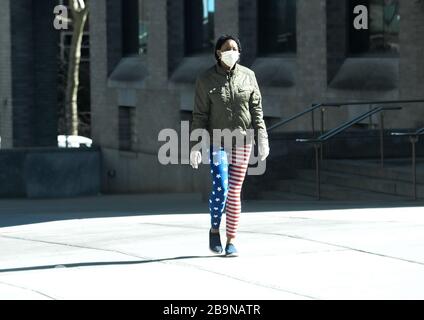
1, 192, 424, 300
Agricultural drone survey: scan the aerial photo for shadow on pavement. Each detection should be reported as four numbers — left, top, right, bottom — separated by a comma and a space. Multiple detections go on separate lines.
0, 255, 229, 274
0, 192, 423, 229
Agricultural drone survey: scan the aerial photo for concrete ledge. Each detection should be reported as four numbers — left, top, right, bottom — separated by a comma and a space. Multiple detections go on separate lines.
250, 57, 296, 87
329, 58, 398, 90
107, 56, 148, 89
0, 147, 101, 199
170, 54, 216, 83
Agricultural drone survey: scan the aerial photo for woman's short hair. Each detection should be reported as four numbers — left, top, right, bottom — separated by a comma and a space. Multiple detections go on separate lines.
214, 34, 242, 62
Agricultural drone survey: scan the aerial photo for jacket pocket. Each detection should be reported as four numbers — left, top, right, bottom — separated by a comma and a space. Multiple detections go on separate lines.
237, 86, 253, 95
208, 87, 220, 94
208, 87, 226, 104
236, 85, 252, 104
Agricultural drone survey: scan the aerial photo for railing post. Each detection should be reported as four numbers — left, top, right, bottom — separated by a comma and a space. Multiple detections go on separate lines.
379, 112, 385, 169
314, 143, 321, 200
311, 105, 316, 138
320, 107, 325, 161
410, 135, 418, 200
369, 104, 373, 128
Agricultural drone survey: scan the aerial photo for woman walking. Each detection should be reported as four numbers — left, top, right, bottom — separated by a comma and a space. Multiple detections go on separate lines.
190, 34, 269, 257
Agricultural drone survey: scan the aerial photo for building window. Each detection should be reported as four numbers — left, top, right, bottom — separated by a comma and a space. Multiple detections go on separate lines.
60, 33, 90, 62
58, 0, 90, 63
184, 0, 215, 55
122, 0, 149, 56
119, 106, 137, 151
349, 0, 400, 56
257, 0, 297, 55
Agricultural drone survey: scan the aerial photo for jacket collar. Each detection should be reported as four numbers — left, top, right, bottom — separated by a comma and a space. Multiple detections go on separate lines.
215, 61, 239, 77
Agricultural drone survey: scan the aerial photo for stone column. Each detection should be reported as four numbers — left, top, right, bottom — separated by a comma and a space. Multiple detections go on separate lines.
147, 0, 168, 87
399, 0, 424, 129
0, 0, 13, 149
90, 0, 118, 148
238, 0, 257, 66
296, 0, 328, 131
215, 0, 239, 39
9, 0, 35, 147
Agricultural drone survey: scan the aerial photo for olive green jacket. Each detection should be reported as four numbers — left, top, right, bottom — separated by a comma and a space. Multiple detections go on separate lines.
190, 61, 267, 150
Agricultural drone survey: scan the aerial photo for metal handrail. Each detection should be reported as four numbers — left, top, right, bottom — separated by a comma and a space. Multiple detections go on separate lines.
391, 127, 424, 137
266, 99, 424, 200
297, 106, 401, 143
390, 127, 424, 200
321, 99, 424, 107
295, 106, 402, 200
268, 103, 323, 132
267, 99, 424, 134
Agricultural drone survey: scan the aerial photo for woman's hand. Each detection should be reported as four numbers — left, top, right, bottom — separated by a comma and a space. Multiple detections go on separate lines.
257, 129, 269, 161
190, 150, 202, 169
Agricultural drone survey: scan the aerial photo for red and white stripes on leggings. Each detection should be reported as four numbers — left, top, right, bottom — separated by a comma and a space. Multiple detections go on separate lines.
208, 143, 252, 239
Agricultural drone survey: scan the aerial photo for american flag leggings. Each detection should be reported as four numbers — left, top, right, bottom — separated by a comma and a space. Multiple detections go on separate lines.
208, 143, 253, 239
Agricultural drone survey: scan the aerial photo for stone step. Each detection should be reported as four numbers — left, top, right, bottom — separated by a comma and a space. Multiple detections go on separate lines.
296, 169, 424, 198
321, 158, 424, 184
277, 179, 409, 201
258, 190, 316, 201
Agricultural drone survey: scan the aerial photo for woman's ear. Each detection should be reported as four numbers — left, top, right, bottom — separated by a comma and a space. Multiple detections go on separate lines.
216, 50, 221, 59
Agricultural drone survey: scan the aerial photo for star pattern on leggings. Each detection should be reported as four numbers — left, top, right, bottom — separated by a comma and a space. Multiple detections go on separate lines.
209, 144, 253, 236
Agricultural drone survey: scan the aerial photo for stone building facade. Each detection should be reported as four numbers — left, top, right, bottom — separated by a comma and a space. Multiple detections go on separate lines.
1, 0, 424, 196
0, 0, 60, 148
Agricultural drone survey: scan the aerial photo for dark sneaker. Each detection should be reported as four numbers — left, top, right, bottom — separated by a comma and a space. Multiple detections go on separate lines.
225, 243, 238, 257
209, 229, 223, 254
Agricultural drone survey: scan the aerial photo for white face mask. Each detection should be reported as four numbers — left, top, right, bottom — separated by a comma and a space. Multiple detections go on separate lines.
220, 50, 240, 69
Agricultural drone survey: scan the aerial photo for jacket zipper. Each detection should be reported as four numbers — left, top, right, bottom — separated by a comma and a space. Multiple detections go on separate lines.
228, 73, 234, 124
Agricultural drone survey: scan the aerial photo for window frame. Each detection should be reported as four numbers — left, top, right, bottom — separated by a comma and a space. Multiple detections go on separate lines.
257, 0, 297, 57
122, 0, 149, 57
347, 0, 400, 57
184, 0, 216, 57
